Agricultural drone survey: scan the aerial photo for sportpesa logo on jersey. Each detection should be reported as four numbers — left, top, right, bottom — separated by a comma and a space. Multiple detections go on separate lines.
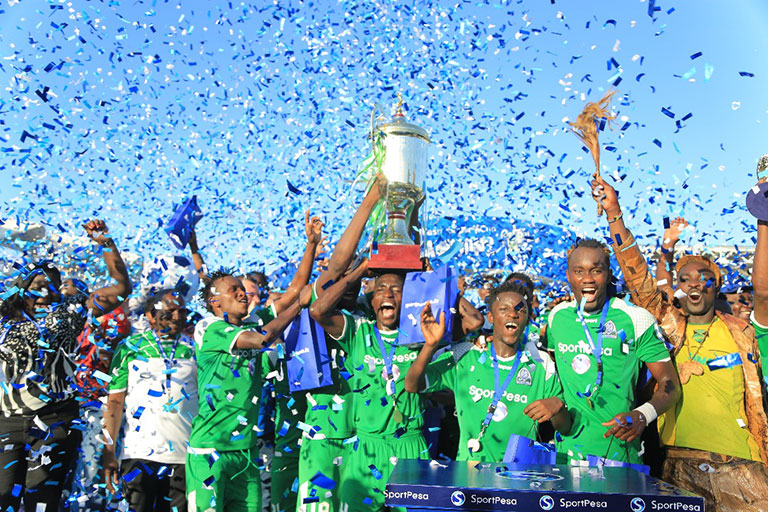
630, 498, 646, 512
558, 340, 614, 357
363, 352, 418, 367
469, 385, 529, 404
450, 491, 465, 506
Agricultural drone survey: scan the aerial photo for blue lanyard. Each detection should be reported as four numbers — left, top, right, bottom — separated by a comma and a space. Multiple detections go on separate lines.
575, 298, 611, 389
484, 338, 524, 427
151, 331, 180, 398
374, 327, 399, 391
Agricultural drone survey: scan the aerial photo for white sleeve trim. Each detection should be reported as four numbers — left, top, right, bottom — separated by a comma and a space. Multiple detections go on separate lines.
422, 373, 431, 392
229, 328, 249, 353
751, 310, 768, 330
328, 313, 349, 342
108, 388, 126, 394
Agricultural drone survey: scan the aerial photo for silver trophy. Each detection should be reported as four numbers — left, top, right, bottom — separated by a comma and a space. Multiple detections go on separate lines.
374, 99, 430, 249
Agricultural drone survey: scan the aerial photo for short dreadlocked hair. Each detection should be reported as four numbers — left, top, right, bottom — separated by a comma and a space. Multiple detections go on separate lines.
566, 238, 611, 269
503, 272, 535, 302
487, 280, 532, 317
199, 269, 236, 313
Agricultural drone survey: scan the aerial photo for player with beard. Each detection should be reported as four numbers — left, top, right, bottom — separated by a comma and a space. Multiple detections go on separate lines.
295, 179, 382, 512
545, 229, 680, 466
592, 174, 768, 511
309, 262, 429, 512
404, 280, 571, 462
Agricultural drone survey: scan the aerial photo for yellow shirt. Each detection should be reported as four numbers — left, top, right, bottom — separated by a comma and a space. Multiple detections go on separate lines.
659, 318, 761, 461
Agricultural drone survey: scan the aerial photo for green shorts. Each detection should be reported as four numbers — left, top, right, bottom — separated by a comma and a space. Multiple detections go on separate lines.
297, 437, 353, 512
339, 432, 428, 512
186, 448, 262, 512
271, 453, 299, 512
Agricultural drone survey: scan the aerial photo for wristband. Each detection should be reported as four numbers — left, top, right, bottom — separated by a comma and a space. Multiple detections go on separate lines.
99, 238, 116, 249
607, 212, 623, 224
633, 402, 657, 424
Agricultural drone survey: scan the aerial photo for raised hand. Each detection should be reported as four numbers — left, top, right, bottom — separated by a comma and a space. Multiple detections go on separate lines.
304, 210, 325, 245
83, 219, 112, 247
420, 303, 446, 347
590, 174, 621, 218
663, 217, 688, 248
314, 235, 329, 260
372, 172, 388, 200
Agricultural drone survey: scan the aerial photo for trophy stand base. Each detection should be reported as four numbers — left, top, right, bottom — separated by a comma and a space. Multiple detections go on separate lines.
369, 244, 423, 271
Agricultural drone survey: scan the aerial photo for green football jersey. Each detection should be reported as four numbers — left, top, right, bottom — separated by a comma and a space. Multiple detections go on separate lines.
332, 312, 425, 437
547, 297, 669, 464
425, 337, 563, 462
189, 308, 275, 451
261, 349, 307, 458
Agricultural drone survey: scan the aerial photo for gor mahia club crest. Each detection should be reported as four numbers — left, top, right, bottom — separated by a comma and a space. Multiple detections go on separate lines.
601, 320, 618, 339
516, 367, 533, 386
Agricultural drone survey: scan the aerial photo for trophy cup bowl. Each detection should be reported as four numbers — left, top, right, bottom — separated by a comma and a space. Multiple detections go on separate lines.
369, 112, 430, 270
746, 154, 768, 221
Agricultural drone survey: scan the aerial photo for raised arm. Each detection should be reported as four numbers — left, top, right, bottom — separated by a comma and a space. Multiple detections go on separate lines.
409, 194, 425, 246
83, 220, 132, 317
591, 175, 664, 316
314, 176, 383, 291
309, 260, 369, 339
404, 304, 445, 393
753, 220, 768, 325
234, 299, 302, 350
271, 211, 323, 314
187, 227, 207, 280
456, 296, 484, 335
656, 217, 687, 296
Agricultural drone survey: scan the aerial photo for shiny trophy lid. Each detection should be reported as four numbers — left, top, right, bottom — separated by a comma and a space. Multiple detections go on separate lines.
746, 154, 768, 221
374, 97, 430, 188
375, 95, 431, 142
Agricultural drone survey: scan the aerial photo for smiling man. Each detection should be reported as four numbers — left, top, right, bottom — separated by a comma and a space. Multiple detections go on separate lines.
185, 271, 302, 512
102, 289, 196, 512
592, 174, 768, 511
309, 262, 430, 512
545, 234, 680, 466
404, 280, 570, 463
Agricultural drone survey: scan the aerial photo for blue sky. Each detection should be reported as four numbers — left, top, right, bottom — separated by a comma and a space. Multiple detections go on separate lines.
1, 0, 767, 277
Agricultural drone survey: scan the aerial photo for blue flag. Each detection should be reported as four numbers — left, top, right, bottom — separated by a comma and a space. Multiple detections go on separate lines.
165, 196, 203, 250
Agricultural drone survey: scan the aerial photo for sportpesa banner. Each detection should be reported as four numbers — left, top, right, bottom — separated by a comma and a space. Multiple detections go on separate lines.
384, 460, 705, 512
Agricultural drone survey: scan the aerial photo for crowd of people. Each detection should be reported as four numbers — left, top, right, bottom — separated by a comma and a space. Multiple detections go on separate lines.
0, 172, 766, 512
